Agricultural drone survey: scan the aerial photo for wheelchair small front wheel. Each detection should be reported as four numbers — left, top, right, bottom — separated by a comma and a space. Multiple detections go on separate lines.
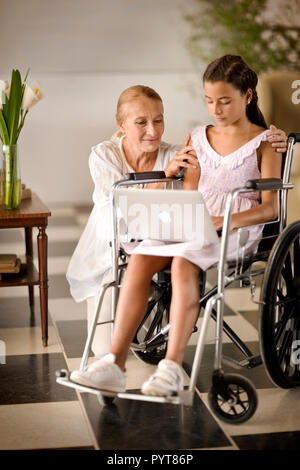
208, 373, 258, 424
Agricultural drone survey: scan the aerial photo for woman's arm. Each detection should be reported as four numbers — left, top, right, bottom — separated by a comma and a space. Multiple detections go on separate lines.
212, 141, 282, 231
89, 143, 125, 203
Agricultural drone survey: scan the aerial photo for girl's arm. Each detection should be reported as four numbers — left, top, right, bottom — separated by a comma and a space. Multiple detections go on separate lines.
183, 165, 201, 190
212, 141, 282, 231
147, 135, 199, 189
182, 137, 201, 190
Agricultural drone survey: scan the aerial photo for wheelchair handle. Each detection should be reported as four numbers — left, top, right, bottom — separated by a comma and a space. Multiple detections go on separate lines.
124, 171, 167, 181
288, 132, 300, 143
245, 178, 283, 191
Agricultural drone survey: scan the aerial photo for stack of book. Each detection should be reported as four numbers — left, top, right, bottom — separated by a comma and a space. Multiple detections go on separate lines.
0, 254, 21, 280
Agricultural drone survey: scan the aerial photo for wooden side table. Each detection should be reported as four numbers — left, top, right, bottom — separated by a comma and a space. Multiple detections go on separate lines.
0, 193, 51, 346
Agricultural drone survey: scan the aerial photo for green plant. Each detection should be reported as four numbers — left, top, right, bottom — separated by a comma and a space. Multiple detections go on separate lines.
0, 69, 43, 209
184, 0, 300, 73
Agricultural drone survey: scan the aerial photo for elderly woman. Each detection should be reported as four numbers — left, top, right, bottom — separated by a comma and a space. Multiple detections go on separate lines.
66, 84, 287, 358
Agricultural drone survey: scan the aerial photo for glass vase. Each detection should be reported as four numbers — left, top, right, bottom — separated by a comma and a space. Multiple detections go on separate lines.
1, 144, 21, 210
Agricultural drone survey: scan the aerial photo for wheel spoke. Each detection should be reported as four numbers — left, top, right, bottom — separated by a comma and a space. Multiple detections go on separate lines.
236, 397, 248, 411
293, 237, 300, 279
229, 405, 238, 415
278, 330, 293, 366
274, 305, 296, 344
283, 252, 297, 297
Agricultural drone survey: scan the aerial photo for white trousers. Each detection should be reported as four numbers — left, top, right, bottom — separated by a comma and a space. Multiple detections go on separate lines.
86, 275, 113, 358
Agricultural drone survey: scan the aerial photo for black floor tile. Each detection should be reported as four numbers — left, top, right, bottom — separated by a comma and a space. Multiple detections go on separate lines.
0, 296, 53, 327
183, 343, 275, 392
81, 392, 232, 450
0, 353, 77, 404
55, 320, 90, 358
233, 431, 300, 450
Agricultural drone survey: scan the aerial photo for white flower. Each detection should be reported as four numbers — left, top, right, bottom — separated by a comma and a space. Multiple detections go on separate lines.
0, 80, 9, 109
21, 81, 43, 110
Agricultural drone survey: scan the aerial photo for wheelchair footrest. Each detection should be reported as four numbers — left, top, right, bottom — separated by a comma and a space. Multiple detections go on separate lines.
56, 371, 193, 406
222, 354, 262, 370
118, 391, 183, 405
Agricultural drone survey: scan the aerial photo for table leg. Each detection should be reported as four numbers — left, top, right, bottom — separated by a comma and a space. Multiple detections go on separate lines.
37, 225, 48, 347
25, 227, 34, 314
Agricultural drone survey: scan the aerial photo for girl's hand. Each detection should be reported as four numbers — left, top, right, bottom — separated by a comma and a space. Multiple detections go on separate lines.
211, 216, 224, 231
266, 125, 287, 153
164, 134, 199, 178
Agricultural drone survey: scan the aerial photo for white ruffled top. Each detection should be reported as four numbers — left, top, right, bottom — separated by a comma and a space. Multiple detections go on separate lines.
191, 125, 269, 217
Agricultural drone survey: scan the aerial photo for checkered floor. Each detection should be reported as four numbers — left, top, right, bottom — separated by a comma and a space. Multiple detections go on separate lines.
1, 203, 300, 451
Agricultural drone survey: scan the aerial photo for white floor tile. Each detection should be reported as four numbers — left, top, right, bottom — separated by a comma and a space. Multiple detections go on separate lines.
0, 326, 62, 356
49, 207, 77, 218
0, 401, 94, 450
37, 256, 71, 275
49, 297, 87, 322
189, 313, 258, 347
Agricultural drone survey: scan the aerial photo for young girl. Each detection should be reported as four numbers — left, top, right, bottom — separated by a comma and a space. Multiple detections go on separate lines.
70, 55, 282, 396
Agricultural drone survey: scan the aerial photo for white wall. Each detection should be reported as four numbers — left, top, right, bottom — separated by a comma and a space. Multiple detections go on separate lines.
0, 0, 211, 205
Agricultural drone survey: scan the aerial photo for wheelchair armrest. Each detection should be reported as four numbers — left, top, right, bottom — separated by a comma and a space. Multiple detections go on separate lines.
124, 171, 167, 181
245, 178, 283, 191
288, 132, 300, 143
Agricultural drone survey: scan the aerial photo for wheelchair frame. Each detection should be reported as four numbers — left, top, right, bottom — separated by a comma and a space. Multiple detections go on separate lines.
57, 133, 300, 424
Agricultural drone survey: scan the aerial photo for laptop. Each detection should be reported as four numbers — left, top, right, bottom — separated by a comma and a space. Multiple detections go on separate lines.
113, 188, 219, 244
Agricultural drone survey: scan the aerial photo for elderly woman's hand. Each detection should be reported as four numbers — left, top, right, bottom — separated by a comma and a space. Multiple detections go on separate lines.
164, 134, 199, 178
266, 125, 288, 153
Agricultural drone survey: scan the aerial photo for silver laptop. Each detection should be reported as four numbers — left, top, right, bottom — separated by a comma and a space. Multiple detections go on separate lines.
114, 188, 219, 244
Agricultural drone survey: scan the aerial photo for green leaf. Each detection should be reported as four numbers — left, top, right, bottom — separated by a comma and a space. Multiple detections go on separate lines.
0, 109, 9, 144
7, 69, 23, 145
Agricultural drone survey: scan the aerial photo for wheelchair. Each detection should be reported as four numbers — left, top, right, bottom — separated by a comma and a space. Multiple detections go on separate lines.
57, 132, 300, 425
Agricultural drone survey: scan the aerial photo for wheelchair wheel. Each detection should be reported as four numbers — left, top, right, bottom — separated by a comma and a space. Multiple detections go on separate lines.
208, 373, 258, 424
102, 396, 115, 406
132, 279, 171, 365
260, 220, 300, 388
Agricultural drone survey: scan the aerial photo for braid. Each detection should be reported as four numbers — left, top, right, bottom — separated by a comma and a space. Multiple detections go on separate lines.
246, 88, 267, 129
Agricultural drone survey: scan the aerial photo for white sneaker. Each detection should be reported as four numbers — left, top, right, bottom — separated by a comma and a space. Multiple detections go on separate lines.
141, 359, 184, 396
70, 353, 126, 393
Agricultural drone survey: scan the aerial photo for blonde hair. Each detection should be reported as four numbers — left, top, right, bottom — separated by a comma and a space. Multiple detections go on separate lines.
116, 85, 163, 126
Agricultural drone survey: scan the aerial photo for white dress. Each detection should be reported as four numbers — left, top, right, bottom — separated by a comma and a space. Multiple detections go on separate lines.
66, 135, 180, 303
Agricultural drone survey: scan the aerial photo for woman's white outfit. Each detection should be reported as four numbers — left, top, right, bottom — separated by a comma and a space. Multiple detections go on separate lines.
66, 135, 180, 357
